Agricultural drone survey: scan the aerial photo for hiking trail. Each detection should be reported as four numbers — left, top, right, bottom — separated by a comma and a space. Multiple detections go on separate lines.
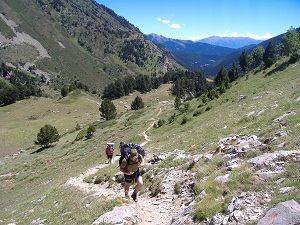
65, 107, 181, 224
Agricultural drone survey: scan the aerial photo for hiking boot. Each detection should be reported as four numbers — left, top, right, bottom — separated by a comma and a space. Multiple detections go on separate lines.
131, 192, 137, 201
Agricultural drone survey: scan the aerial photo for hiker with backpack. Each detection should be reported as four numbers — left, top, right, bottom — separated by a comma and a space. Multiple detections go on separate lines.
105, 143, 115, 164
119, 141, 145, 201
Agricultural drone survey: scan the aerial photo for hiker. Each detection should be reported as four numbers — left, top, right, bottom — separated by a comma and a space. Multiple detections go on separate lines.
105, 143, 114, 164
119, 141, 145, 166
119, 148, 145, 201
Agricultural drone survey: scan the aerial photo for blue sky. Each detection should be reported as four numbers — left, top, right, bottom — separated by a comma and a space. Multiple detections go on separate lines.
96, 0, 300, 41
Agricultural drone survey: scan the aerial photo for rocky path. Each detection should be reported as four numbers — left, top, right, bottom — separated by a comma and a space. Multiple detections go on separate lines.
65, 107, 182, 224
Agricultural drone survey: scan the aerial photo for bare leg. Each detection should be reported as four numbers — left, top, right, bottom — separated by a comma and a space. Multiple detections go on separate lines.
124, 182, 131, 197
134, 176, 143, 193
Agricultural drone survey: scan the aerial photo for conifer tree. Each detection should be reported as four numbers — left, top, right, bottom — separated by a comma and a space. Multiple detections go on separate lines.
99, 98, 117, 120
252, 46, 264, 67
214, 66, 229, 89
239, 50, 252, 73
263, 41, 276, 68
228, 62, 239, 82
35, 124, 60, 147
278, 27, 300, 57
131, 95, 144, 110
174, 96, 181, 110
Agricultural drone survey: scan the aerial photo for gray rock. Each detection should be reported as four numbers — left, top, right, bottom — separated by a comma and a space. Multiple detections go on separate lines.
279, 186, 296, 194
215, 174, 230, 183
257, 199, 300, 225
92, 205, 139, 225
273, 110, 296, 122
248, 150, 300, 165
171, 202, 196, 225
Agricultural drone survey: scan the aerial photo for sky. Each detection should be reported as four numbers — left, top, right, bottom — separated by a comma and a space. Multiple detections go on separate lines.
96, 0, 300, 41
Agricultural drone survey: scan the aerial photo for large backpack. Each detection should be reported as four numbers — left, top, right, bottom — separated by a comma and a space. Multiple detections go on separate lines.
119, 143, 145, 166
106, 145, 114, 156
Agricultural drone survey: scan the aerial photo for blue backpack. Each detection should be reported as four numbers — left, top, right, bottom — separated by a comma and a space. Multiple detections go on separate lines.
119, 143, 145, 166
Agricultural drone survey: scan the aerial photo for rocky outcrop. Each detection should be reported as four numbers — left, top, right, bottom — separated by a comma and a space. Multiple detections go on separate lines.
257, 199, 300, 225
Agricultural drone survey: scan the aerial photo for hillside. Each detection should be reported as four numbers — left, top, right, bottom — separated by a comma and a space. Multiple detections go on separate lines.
0, 57, 299, 224
208, 27, 300, 77
147, 28, 300, 78
147, 33, 237, 77
0, 0, 184, 93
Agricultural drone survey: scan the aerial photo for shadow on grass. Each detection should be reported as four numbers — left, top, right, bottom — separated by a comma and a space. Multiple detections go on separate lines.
30, 145, 51, 154
265, 56, 299, 77
265, 61, 290, 76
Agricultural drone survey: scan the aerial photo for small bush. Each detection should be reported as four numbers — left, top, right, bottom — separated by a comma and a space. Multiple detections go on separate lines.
85, 125, 96, 139
174, 181, 182, 194
168, 113, 176, 123
157, 119, 166, 127
149, 176, 163, 197
193, 109, 204, 117
181, 115, 191, 124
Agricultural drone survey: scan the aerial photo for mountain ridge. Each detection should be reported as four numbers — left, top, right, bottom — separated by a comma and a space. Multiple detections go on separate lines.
199, 35, 263, 49
0, 0, 184, 93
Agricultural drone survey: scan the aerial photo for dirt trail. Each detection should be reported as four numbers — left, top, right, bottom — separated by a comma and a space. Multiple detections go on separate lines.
65, 107, 179, 224
140, 107, 161, 147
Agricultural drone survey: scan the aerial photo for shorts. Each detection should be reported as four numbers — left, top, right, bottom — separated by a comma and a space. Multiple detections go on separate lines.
124, 170, 141, 183
106, 154, 113, 159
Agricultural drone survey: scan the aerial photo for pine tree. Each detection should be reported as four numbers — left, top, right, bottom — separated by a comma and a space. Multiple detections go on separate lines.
252, 46, 264, 67
35, 124, 60, 147
239, 50, 252, 73
131, 95, 144, 110
228, 62, 239, 82
263, 41, 276, 68
99, 98, 117, 120
174, 96, 181, 110
214, 66, 229, 89
278, 27, 300, 57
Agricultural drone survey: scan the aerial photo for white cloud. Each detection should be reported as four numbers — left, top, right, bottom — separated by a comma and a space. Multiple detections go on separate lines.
217, 32, 274, 40
244, 32, 274, 40
187, 32, 274, 41
157, 17, 170, 24
157, 17, 183, 29
186, 35, 211, 41
169, 23, 182, 29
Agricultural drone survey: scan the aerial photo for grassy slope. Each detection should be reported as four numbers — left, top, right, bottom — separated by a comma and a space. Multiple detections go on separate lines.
0, 59, 299, 224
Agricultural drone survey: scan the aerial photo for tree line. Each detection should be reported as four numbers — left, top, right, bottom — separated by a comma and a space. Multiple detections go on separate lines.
239, 27, 300, 73
0, 63, 42, 106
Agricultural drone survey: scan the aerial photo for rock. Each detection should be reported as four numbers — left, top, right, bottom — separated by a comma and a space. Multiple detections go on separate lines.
171, 201, 196, 225
215, 174, 230, 183
248, 150, 300, 165
278, 186, 296, 194
257, 199, 300, 225
273, 110, 296, 122
92, 206, 139, 225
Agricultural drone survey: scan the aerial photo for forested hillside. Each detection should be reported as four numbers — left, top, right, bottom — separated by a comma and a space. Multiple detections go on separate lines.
0, 0, 184, 94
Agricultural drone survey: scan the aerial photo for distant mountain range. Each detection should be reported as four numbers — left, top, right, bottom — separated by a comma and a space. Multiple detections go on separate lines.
198, 36, 263, 49
147, 30, 299, 78
147, 33, 242, 77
